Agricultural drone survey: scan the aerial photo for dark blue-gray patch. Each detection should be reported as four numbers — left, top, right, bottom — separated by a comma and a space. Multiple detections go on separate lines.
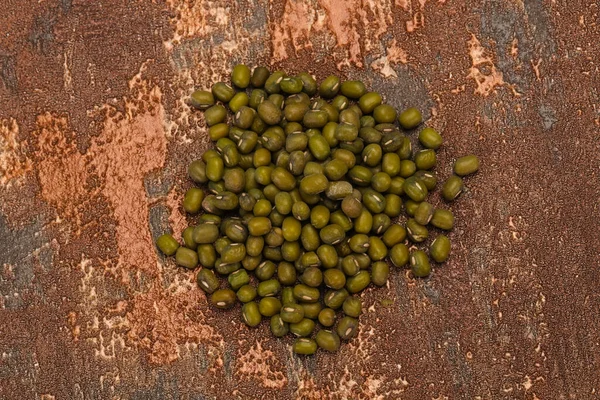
480, 0, 556, 90
538, 105, 558, 130
0, 213, 47, 309
28, 12, 57, 55
0, 52, 18, 92
354, 60, 434, 122
242, 0, 268, 31
144, 168, 173, 198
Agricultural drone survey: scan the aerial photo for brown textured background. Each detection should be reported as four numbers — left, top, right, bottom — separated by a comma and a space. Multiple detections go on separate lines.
1, 0, 599, 399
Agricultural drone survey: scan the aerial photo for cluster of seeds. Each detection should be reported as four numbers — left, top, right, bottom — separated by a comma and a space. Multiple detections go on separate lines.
156, 65, 480, 355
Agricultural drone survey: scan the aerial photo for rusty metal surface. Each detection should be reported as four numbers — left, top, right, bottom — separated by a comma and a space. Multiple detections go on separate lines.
1, 0, 599, 398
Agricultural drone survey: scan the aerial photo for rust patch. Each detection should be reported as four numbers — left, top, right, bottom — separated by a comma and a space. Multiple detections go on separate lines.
87, 84, 167, 277
72, 72, 226, 366
0, 118, 32, 186
34, 75, 167, 278
317, 0, 364, 67
291, 365, 390, 399
126, 281, 222, 365
396, 0, 410, 11
166, 184, 187, 241
396, 0, 437, 33
34, 112, 88, 221
235, 339, 287, 389
164, 0, 232, 49
386, 40, 409, 65
271, 0, 317, 62
30, 68, 222, 366
405, 12, 425, 33
271, 0, 397, 70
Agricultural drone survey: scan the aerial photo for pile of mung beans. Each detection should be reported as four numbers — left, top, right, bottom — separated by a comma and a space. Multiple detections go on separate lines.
156, 65, 480, 355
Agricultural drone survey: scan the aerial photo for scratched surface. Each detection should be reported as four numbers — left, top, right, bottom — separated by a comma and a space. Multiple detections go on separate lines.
1, 0, 599, 399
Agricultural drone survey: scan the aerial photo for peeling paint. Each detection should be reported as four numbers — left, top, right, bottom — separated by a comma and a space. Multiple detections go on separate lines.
467, 34, 515, 97
371, 39, 409, 78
